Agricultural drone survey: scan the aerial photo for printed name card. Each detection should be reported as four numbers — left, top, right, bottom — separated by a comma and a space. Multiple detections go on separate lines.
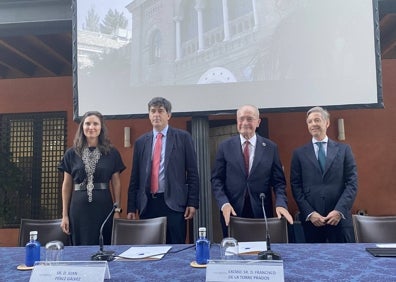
206, 260, 284, 282
29, 261, 110, 282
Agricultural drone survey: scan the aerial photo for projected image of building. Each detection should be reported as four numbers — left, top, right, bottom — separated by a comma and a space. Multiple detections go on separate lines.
77, 29, 130, 70
74, 0, 380, 116
126, 0, 293, 86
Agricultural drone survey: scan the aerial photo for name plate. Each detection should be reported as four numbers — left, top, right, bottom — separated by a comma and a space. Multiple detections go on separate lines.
206, 260, 284, 282
29, 261, 110, 282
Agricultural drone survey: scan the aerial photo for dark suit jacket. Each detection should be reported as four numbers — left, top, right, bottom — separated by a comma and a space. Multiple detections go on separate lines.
211, 134, 288, 218
127, 127, 199, 215
290, 139, 358, 226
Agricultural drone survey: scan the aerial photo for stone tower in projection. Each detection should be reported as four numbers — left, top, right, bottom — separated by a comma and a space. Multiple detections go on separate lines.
126, 0, 283, 87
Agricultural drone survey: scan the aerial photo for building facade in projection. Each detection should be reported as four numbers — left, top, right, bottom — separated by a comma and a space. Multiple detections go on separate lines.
126, 0, 292, 86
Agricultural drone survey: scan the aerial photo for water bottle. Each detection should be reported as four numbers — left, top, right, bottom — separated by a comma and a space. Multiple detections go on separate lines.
25, 231, 41, 267
195, 227, 210, 264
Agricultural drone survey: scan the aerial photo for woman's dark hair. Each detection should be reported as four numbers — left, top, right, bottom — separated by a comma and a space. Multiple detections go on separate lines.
73, 111, 112, 156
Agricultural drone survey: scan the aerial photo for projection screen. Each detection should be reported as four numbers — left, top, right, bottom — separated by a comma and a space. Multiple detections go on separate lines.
73, 0, 383, 119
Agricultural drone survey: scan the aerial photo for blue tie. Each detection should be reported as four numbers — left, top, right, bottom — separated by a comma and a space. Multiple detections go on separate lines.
316, 142, 326, 173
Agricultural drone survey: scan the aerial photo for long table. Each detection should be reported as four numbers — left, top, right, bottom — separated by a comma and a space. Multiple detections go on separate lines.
1, 243, 395, 281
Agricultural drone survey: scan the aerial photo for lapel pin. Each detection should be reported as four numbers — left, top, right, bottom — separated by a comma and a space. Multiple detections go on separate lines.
262, 142, 266, 147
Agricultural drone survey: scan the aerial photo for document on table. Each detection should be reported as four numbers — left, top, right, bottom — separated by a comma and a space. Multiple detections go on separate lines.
115, 246, 172, 261
376, 243, 396, 248
238, 241, 267, 254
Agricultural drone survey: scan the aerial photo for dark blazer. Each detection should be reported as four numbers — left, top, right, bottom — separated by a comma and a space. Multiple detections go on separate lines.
211, 134, 288, 218
127, 126, 199, 215
290, 139, 358, 226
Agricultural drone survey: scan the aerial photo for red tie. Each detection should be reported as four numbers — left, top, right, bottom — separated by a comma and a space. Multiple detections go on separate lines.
151, 133, 163, 194
243, 140, 250, 175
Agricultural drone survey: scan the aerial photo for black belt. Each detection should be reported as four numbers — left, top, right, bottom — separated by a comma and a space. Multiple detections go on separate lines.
150, 193, 164, 199
74, 183, 109, 191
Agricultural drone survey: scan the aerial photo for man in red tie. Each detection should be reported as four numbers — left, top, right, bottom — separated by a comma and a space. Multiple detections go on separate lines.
211, 104, 293, 238
127, 97, 199, 244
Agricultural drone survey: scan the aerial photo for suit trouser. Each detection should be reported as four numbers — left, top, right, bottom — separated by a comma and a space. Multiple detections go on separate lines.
141, 193, 186, 244
302, 220, 355, 243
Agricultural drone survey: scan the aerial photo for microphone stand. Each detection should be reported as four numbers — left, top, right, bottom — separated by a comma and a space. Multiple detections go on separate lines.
91, 204, 117, 261
258, 193, 282, 260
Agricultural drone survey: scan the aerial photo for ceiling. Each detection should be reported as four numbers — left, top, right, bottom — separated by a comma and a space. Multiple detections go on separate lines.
0, 0, 396, 79
0, 0, 72, 79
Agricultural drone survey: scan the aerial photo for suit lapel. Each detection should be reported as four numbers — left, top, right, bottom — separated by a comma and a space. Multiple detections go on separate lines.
303, 140, 338, 175
232, 137, 246, 175
324, 139, 338, 174
164, 127, 174, 171
250, 136, 267, 175
303, 143, 322, 174
144, 132, 154, 188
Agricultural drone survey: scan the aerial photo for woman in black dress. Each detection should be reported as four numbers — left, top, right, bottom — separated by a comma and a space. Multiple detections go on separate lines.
59, 111, 126, 245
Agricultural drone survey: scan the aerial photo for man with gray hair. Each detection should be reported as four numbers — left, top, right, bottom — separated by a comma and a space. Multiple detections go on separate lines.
290, 106, 358, 243
212, 104, 293, 238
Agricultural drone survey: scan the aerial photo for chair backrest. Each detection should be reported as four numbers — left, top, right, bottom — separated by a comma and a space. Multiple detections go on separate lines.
111, 217, 167, 245
352, 214, 396, 243
19, 218, 71, 247
228, 216, 288, 243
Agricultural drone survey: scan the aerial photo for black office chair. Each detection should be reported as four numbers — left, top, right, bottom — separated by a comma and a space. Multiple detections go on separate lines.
352, 214, 396, 243
111, 217, 167, 245
228, 216, 288, 243
19, 218, 71, 247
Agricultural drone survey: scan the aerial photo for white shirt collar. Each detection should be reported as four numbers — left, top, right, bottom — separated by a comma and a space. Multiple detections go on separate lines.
312, 136, 328, 144
153, 125, 169, 137
240, 134, 257, 146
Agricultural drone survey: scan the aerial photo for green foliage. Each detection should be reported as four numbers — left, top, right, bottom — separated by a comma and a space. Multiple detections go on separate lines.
0, 151, 31, 228
100, 9, 128, 36
84, 6, 101, 32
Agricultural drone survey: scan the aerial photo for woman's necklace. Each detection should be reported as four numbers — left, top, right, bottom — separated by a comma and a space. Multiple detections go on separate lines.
81, 147, 102, 202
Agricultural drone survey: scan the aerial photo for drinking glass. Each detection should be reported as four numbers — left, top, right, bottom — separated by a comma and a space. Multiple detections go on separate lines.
45, 240, 64, 262
220, 237, 239, 260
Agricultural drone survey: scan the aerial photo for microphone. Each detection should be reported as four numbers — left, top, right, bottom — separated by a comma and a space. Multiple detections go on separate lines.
91, 203, 118, 261
258, 193, 281, 260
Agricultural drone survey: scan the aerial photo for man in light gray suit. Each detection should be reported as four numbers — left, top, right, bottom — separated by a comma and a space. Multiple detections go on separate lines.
291, 106, 358, 243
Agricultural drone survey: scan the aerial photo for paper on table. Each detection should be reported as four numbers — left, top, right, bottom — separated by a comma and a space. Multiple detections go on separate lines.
238, 241, 267, 254
115, 246, 172, 261
376, 243, 396, 248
